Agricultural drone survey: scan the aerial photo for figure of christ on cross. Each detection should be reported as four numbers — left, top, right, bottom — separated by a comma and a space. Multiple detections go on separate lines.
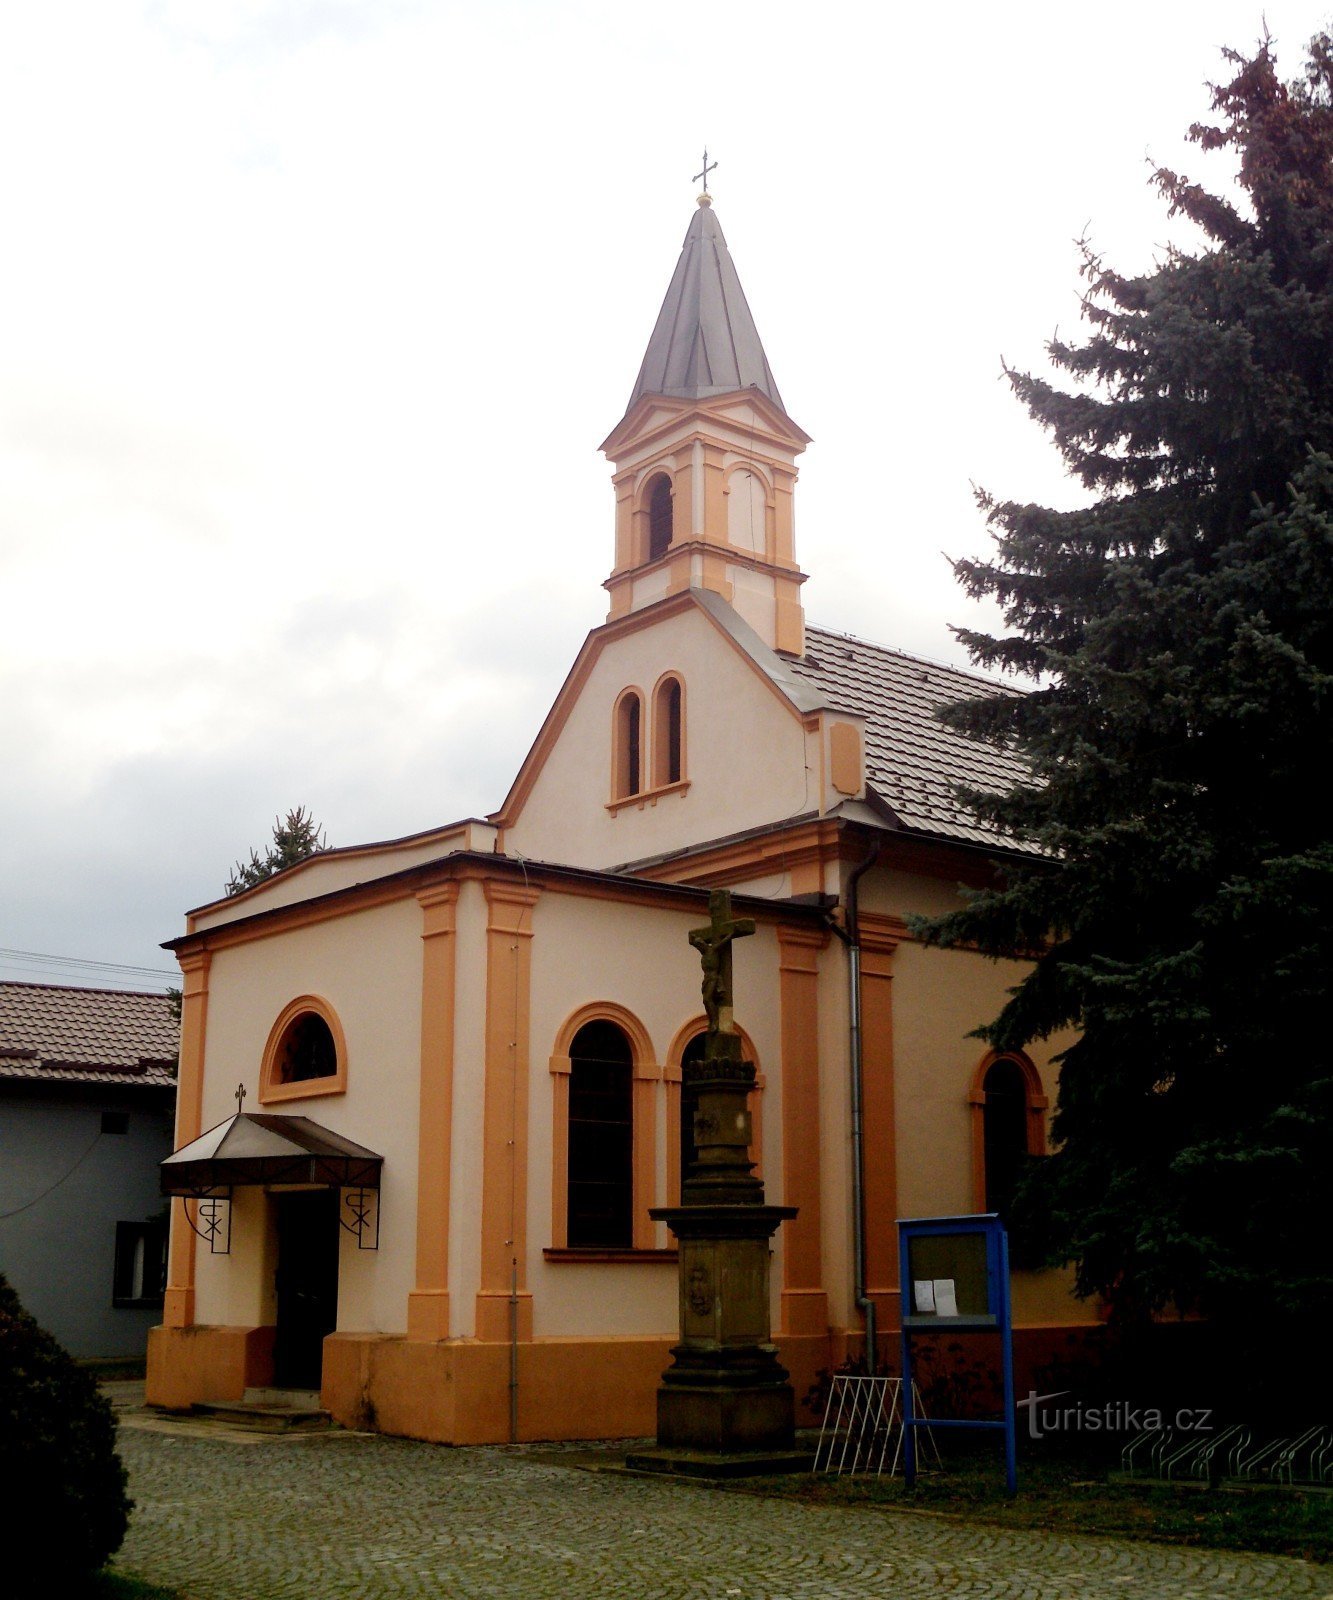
689, 888, 755, 1055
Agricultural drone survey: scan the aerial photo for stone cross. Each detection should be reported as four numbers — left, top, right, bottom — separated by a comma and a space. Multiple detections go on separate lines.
688, 888, 754, 1048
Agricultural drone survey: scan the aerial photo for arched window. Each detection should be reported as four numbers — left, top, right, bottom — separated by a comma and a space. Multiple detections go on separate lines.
567, 1020, 634, 1248
260, 996, 348, 1104
678, 1030, 707, 1185
981, 1057, 1027, 1215
612, 690, 643, 799
548, 1003, 659, 1253
652, 675, 684, 788
968, 1051, 1047, 1218
278, 1013, 337, 1083
646, 473, 673, 563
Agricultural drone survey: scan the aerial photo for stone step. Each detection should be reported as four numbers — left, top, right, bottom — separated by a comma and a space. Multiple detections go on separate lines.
244, 1387, 322, 1409
192, 1399, 333, 1434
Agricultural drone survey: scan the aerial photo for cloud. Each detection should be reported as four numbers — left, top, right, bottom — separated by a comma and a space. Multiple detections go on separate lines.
1, 0, 1326, 975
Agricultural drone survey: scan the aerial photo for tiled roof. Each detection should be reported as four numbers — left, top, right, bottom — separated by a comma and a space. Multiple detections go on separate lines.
0, 982, 178, 1088
788, 624, 1039, 852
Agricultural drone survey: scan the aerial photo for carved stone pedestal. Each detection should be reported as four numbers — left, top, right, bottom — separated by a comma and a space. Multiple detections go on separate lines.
646, 1204, 799, 1457
629, 965, 810, 1476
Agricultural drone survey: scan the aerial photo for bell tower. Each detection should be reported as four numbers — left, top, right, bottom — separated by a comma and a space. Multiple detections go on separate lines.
600, 194, 811, 657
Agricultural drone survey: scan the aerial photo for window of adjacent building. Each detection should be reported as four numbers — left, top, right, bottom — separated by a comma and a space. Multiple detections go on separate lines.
567, 1019, 634, 1248
646, 473, 673, 563
981, 1055, 1030, 1217
653, 675, 683, 787
613, 690, 643, 799
112, 1219, 166, 1309
275, 1012, 338, 1084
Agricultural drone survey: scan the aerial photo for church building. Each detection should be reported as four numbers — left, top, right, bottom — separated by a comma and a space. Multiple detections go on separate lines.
147, 193, 1097, 1443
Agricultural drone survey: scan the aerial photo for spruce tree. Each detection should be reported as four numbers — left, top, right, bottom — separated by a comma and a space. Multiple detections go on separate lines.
226, 805, 328, 895
922, 33, 1333, 1386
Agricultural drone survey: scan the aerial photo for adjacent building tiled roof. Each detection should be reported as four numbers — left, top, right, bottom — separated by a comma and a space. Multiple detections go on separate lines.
626, 200, 786, 415
788, 624, 1039, 853
0, 982, 178, 1088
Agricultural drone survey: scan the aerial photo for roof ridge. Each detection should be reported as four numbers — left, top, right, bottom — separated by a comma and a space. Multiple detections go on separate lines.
803, 622, 1023, 693
0, 979, 174, 999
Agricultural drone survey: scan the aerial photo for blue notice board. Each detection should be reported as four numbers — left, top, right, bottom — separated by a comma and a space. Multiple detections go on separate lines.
898, 1213, 1016, 1493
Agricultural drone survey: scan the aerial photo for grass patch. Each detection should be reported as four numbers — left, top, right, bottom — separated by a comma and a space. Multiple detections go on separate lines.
53, 1572, 189, 1600
726, 1447, 1332, 1564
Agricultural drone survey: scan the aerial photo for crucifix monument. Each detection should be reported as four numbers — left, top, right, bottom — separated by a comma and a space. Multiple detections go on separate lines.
631, 889, 808, 1475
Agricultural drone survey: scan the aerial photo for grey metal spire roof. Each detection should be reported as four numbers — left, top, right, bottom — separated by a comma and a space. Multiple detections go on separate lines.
627, 200, 785, 414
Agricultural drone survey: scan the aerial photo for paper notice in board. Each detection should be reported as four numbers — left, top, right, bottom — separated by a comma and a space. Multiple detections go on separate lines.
913, 1280, 936, 1314
932, 1278, 959, 1318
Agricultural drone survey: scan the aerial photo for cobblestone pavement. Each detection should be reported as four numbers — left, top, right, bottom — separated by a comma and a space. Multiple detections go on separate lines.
112, 1421, 1329, 1600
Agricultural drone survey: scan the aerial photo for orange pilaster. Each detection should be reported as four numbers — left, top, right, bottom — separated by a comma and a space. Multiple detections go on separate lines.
777, 926, 829, 1336
163, 950, 211, 1328
860, 916, 900, 1325
475, 881, 540, 1342
407, 884, 459, 1342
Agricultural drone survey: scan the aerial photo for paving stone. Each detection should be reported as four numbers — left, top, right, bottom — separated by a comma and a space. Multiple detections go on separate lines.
111, 1420, 1329, 1600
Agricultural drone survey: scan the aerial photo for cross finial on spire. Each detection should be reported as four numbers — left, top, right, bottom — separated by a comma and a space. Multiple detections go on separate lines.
693, 148, 717, 204
234, 1082, 247, 1114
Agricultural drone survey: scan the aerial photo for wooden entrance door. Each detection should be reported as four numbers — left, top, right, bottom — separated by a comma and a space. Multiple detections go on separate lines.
273, 1189, 339, 1389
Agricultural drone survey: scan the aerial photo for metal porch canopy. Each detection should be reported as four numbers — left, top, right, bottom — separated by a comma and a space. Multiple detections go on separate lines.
160, 1112, 383, 1194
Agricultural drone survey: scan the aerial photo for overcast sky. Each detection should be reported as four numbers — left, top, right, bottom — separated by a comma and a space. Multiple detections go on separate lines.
1, 2, 1328, 989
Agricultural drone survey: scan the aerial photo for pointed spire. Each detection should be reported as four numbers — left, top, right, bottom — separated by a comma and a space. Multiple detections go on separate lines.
627, 198, 785, 415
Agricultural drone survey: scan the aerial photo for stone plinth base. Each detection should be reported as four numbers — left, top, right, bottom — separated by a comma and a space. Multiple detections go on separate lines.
625, 1445, 814, 1479
657, 1377, 796, 1454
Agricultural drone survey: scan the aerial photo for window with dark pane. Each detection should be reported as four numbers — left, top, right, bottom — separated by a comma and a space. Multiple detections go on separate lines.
678, 1030, 707, 1186
567, 1020, 634, 1248
647, 474, 673, 562
982, 1056, 1028, 1217
655, 676, 682, 786
112, 1219, 167, 1308
615, 692, 642, 799
278, 1012, 338, 1083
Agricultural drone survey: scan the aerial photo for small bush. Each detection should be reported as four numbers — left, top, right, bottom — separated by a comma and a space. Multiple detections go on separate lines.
0, 1272, 132, 1585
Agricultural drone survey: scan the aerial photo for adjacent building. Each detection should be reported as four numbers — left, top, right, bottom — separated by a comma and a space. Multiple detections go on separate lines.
0, 981, 177, 1358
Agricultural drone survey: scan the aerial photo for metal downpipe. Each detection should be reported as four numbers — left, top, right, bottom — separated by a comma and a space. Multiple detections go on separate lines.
831, 838, 882, 1375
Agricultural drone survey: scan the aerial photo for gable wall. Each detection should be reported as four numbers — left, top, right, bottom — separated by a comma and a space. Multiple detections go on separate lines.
188, 825, 491, 933
505, 606, 817, 870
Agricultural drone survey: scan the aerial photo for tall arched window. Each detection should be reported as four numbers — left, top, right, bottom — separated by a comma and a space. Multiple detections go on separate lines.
653, 675, 684, 788
678, 1030, 706, 1185
646, 473, 673, 563
612, 689, 643, 799
981, 1057, 1027, 1215
567, 1020, 634, 1248
969, 1051, 1047, 1218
